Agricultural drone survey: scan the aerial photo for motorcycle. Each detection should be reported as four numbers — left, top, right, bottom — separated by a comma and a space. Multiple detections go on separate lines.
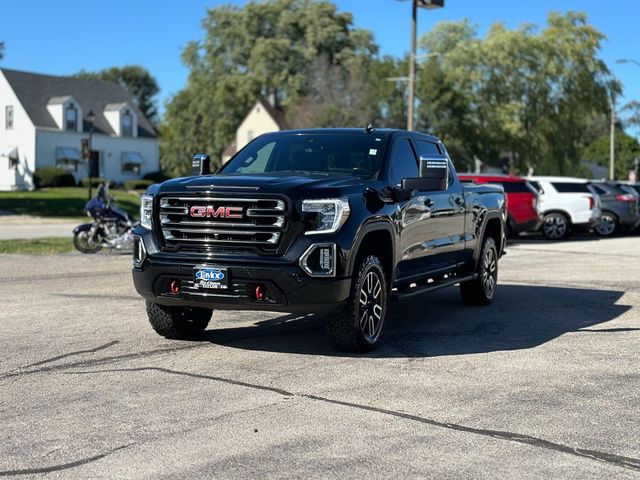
73, 183, 138, 254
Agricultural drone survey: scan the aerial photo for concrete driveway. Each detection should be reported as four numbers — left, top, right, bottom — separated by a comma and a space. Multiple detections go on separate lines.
0, 236, 638, 478
0, 214, 80, 239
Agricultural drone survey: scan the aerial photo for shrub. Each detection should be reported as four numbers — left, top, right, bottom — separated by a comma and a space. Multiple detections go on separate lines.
33, 167, 76, 188
142, 171, 171, 183
123, 179, 154, 190
79, 177, 106, 188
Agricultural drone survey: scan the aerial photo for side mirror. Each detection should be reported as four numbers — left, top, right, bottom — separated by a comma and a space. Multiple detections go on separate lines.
418, 155, 448, 190
192, 153, 211, 176
401, 177, 446, 192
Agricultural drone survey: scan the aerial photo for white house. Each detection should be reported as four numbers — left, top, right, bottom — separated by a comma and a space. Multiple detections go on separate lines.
0, 68, 159, 190
222, 97, 288, 164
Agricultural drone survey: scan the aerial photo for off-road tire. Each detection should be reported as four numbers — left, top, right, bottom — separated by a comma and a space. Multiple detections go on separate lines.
326, 255, 388, 352
460, 236, 498, 306
146, 301, 212, 339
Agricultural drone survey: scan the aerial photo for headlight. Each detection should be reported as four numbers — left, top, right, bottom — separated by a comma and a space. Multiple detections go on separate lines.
301, 198, 350, 235
140, 195, 153, 229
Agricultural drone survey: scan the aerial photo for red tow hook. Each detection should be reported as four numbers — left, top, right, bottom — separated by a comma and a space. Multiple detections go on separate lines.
254, 284, 266, 301
169, 279, 180, 294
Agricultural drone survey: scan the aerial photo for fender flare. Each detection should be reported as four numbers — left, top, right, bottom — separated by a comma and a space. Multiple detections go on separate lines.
474, 211, 505, 267
346, 218, 396, 279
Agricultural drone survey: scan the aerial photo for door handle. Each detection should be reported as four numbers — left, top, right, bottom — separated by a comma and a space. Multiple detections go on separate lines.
424, 198, 434, 208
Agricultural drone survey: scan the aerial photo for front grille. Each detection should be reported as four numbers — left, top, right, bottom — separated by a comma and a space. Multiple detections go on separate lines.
158, 196, 286, 251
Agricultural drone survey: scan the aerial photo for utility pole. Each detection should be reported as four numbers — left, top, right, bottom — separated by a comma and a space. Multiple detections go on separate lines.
405, 0, 444, 131
610, 97, 616, 181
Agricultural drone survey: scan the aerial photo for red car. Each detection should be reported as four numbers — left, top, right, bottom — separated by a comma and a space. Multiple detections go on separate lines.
459, 174, 541, 236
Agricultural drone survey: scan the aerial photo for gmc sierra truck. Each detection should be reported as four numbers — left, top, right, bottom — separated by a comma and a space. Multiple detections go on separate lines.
132, 128, 506, 352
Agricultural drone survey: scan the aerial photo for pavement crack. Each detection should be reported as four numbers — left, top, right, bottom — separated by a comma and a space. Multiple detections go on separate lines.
65, 366, 640, 473
20, 340, 120, 369
0, 344, 206, 380
0, 444, 130, 477
68, 367, 295, 397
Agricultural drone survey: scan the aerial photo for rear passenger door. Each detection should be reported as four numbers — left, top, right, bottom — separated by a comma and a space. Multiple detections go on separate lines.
414, 140, 466, 269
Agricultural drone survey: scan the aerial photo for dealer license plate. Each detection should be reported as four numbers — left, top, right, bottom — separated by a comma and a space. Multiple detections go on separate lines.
193, 266, 228, 290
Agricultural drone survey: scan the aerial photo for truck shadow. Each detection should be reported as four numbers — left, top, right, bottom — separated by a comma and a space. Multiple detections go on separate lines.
200, 284, 632, 358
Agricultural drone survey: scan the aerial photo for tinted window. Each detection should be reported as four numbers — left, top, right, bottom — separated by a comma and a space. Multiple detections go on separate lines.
589, 184, 608, 195
528, 181, 543, 193
499, 181, 534, 193
415, 140, 440, 156
389, 139, 418, 184
552, 182, 590, 193
221, 134, 386, 178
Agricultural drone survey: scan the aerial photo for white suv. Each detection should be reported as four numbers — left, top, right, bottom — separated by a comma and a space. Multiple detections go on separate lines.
528, 176, 601, 240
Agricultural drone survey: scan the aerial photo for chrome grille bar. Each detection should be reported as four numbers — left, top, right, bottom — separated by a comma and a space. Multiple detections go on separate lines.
158, 195, 286, 250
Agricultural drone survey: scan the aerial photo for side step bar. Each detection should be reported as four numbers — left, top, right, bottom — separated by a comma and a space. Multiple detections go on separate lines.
391, 273, 477, 301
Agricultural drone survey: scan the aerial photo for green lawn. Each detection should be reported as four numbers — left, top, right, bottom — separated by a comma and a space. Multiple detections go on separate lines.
0, 187, 141, 218
0, 237, 75, 254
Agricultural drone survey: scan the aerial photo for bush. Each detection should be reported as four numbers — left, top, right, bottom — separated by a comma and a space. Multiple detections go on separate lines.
123, 179, 154, 190
33, 167, 76, 188
143, 171, 171, 183
79, 177, 106, 188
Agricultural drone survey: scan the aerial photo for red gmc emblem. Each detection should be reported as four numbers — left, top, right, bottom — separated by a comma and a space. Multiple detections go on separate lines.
189, 205, 243, 219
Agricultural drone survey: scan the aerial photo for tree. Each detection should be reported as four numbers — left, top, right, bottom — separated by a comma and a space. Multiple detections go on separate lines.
416, 12, 611, 176
0, 41, 4, 60
583, 130, 640, 180
160, 0, 378, 176
75, 66, 160, 125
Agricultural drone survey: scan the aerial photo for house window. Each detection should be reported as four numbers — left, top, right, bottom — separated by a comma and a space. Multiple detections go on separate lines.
121, 152, 143, 175
122, 110, 133, 137
65, 103, 78, 131
5, 106, 13, 129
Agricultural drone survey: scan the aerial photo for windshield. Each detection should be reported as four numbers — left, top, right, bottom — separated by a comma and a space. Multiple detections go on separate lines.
220, 133, 388, 178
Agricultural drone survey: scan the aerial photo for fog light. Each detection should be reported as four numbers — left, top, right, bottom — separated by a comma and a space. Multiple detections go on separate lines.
299, 243, 337, 277
133, 236, 147, 268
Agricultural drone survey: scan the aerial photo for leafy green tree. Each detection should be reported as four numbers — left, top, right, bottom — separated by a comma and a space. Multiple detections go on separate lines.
161, 0, 378, 176
75, 66, 160, 125
416, 12, 611, 176
583, 130, 640, 180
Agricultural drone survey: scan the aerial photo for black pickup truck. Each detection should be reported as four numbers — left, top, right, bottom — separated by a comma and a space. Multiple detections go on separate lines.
132, 128, 506, 351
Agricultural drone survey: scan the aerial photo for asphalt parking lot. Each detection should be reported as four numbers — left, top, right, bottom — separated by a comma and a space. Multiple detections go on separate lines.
1, 235, 639, 479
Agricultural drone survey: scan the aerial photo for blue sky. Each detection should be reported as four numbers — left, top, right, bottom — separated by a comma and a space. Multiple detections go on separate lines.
2, 0, 639, 122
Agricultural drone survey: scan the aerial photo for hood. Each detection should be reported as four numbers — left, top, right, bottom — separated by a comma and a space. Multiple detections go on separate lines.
158, 172, 368, 197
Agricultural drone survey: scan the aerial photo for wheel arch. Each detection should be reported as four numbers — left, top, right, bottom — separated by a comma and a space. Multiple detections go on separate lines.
347, 220, 395, 284
541, 209, 573, 225
474, 212, 503, 268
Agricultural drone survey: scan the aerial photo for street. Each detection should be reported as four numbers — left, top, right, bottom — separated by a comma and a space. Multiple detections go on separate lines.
1, 236, 639, 479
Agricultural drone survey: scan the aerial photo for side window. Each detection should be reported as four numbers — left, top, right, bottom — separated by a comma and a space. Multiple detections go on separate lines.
390, 139, 418, 185
415, 140, 440, 156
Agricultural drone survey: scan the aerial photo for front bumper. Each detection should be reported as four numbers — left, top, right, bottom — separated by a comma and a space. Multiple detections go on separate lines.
132, 231, 351, 314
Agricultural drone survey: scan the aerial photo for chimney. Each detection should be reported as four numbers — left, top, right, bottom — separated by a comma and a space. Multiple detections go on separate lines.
267, 91, 278, 108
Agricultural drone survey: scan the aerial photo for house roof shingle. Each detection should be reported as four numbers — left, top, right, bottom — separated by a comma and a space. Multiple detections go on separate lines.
0, 68, 156, 138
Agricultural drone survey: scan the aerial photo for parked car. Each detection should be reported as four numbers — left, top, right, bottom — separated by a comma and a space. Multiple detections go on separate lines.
587, 182, 640, 236
132, 128, 507, 352
459, 174, 541, 236
616, 182, 640, 197
528, 176, 600, 240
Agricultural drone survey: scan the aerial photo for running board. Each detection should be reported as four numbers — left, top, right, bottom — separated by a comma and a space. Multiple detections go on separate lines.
391, 273, 477, 301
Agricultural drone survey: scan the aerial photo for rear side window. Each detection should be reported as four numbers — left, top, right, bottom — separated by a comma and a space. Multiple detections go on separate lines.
415, 140, 441, 156
498, 181, 534, 193
589, 184, 608, 195
528, 181, 543, 193
551, 182, 590, 193
390, 139, 418, 184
